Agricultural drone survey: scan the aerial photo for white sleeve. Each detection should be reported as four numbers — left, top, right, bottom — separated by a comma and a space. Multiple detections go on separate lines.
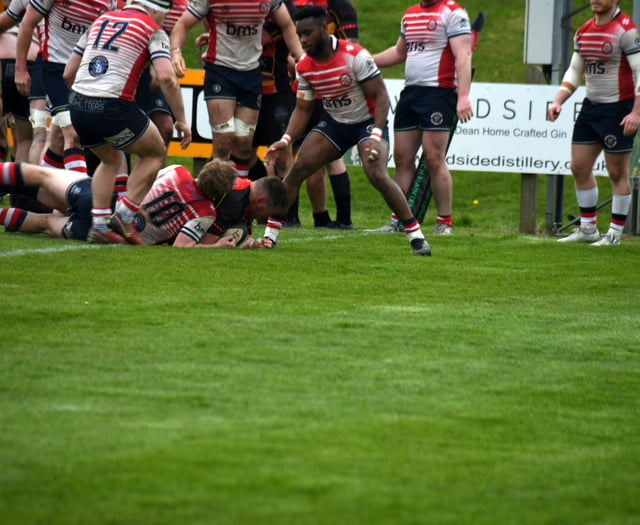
353, 48, 380, 83
179, 216, 215, 244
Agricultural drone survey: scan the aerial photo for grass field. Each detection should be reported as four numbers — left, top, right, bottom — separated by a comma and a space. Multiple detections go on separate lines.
2, 1, 640, 524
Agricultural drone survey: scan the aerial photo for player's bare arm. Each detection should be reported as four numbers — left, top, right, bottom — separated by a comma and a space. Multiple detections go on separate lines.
548, 52, 584, 121
272, 2, 303, 61
373, 36, 407, 68
169, 11, 199, 77
360, 75, 390, 163
153, 56, 192, 148
450, 33, 473, 123
14, 6, 42, 96
265, 96, 314, 166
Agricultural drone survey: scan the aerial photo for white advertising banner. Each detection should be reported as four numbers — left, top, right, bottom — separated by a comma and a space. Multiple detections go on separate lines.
347, 80, 607, 176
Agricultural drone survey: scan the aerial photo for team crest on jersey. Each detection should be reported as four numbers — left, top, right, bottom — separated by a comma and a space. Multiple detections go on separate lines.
602, 42, 613, 54
88, 56, 109, 77
426, 20, 437, 31
340, 73, 352, 86
430, 112, 444, 126
260, 1, 269, 14
604, 134, 617, 149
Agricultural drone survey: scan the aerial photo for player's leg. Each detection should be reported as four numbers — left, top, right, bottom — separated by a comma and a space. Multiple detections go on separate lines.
206, 98, 235, 161
358, 137, 430, 257
305, 168, 330, 226
327, 158, 353, 229
422, 129, 453, 234
231, 105, 259, 177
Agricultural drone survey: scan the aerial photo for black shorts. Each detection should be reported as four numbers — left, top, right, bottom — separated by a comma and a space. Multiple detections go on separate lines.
1, 59, 31, 120
69, 91, 150, 150
135, 67, 173, 117
62, 178, 118, 240
572, 98, 635, 152
394, 85, 457, 132
29, 54, 46, 101
41, 61, 70, 114
203, 62, 262, 110
310, 114, 389, 156
252, 90, 295, 146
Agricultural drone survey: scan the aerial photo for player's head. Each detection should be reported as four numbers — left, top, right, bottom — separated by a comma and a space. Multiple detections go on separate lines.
250, 176, 289, 219
196, 159, 237, 206
130, 0, 173, 22
294, 5, 329, 57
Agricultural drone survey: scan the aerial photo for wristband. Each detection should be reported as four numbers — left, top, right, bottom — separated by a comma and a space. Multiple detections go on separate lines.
369, 127, 383, 142
280, 133, 292, 146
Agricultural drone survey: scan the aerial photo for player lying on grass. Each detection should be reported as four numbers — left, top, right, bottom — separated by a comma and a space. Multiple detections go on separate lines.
1, 160, 237, 247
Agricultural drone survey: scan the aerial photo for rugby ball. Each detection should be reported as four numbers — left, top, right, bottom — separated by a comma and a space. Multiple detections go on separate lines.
223, 223, 249, 245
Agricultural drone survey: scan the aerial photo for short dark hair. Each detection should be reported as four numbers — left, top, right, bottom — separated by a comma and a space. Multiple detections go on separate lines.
256, 176, 289, 211
293, 5, 327, 23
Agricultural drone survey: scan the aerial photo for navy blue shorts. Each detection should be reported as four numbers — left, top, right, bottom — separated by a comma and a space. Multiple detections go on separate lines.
69, 91, 150, 150
311, 114, 389, 156
41, 61, 71, 114
62, 178, 118, 240
252, 90, 295, 146
29, 54, 46, 101
1, 59, 30, 120
394, 85, 457, 132
572, 98, 635, 152
203, 62, 262, 110
135, 67, 173, 117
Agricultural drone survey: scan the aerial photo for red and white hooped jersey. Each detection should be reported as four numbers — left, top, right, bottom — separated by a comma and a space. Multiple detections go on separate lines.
401, 0, 470, 89
575, 9, 640, 103
296, 36, 380, 124
137, 165, 218, 245
71, 6, 170, 101
161, 0, 188, 34
187, 0, 283, 71
29, 0, 116, 64
6, 0, 44, 42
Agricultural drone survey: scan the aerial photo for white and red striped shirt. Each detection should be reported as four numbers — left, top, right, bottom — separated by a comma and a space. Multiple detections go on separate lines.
575, 9, 640, 104
71, 6, 170, 101
29, 0, 116, 63
6, 0, 44, 42
161, 0, 188, 34
296, 36, 380, 124
137, 165, 218, 245
401, 0, 470, 89
187, 0, 283, 71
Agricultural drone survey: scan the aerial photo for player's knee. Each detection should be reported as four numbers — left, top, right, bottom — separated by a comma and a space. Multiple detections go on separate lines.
234, 118, 256, 137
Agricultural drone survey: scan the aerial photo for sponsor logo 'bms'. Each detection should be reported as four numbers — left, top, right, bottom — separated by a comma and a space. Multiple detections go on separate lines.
187, 0, 280, 71
296, 37, 380, 124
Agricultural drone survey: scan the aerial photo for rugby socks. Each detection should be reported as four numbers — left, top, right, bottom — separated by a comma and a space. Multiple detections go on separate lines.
41, 148, 64, 169
264, 213, 286, 244
114, 174, 129, 197
115, 195, 141, 222
608, 194, 631, 234
389, 213, 399, 227
402, 217, 425, 242
575, 186, 598, 226
436, 215, 452, 227
330, 171, 352, 225
0, 145, 7, 162
0, 208, 28, 231
313, 210, 331, 227
0, 162, 24, 187
91, 208, 112, 230
230, 155, 249, 178
64, 148, 88, 174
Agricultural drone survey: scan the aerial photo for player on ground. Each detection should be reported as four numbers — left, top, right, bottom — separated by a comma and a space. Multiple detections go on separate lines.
369, 0, 472, 235
548, 0, 640, 246
65, 0, 191, 245
0, 159, 242, 247
169, 0, 302, 177
264, 5, 431, 256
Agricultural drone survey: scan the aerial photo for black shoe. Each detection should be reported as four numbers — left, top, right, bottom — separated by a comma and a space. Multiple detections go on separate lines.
411, 238, 432, 256
324, 221, 356, 230
284, 217, 301, 228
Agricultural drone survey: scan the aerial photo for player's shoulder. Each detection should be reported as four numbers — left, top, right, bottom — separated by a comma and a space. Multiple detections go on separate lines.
616, 11, 638, 31
338, 38, 365, 56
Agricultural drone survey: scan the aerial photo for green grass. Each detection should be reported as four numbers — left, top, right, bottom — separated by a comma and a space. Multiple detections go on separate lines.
2, 3, 640, 524
1, 172, 640, 524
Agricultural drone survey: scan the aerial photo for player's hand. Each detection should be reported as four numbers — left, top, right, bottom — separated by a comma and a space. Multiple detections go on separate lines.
215, 235, 237, 248
457, 95, 474, 124
171, 50, 186, 78
14, 68, 31, 98
260, 237, 276, 249
620, 112, 640, 137
547, 103, 562, 122
194, 33, 209, 49
363, 138, 381, 163
174, 121, 192, 149
265, 139, 290, 165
